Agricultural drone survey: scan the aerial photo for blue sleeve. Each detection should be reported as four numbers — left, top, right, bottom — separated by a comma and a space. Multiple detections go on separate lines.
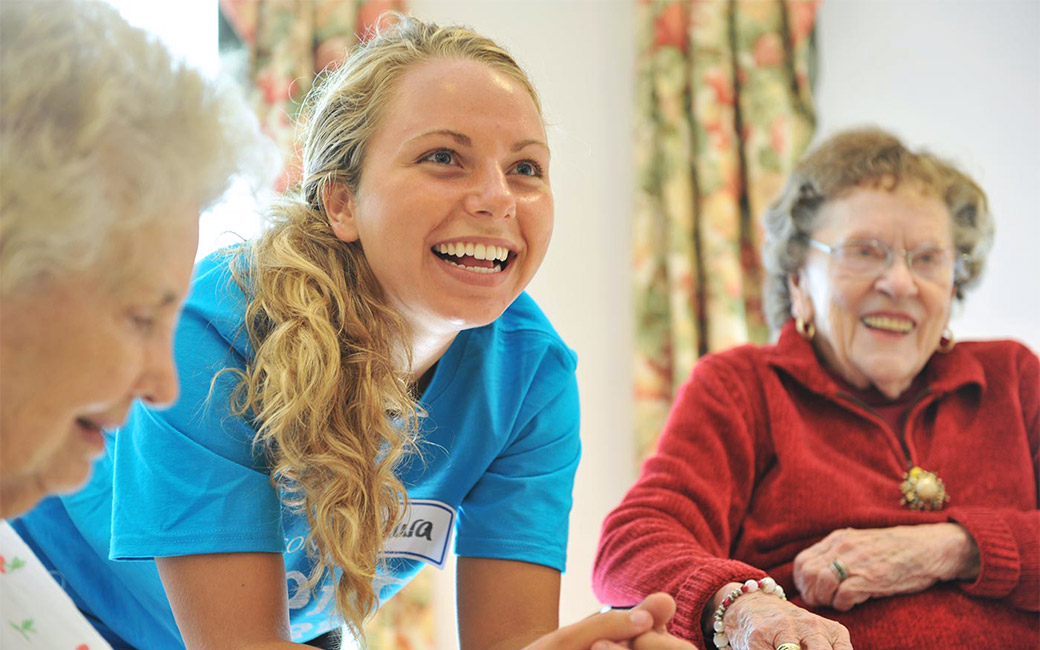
110, 298, 284, 560
454, 347, 581, 572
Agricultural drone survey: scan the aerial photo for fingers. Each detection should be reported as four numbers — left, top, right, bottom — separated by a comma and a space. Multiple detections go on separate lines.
527, 609, 654, 649
629, 593, 677, 631
800, 638, 836, 650
833, 638, 854, 650
808, 623, 855, 650
830, 577, 871, 612
796, 558, 871, 613
596, 595, 689, 650
798, 630, 850, 650
630, 629, 697, 650
793, 547, 822, 604
793, 552, 842, 608
770, 630, 854, 650
795, 529, 865, 609
765, 623, 823, 650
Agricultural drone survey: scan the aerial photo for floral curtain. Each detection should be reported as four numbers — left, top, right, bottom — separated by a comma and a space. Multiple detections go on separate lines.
220, 0, 402, 190
633, 0, 820, 460
218, 2, 434, 649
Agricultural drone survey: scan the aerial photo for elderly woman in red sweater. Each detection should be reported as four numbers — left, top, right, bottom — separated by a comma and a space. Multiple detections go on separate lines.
593, 128, 1038, 650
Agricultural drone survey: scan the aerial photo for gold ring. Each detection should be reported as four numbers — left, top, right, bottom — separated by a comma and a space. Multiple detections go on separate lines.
830, 558, 849, 582
776, 644, 801, 650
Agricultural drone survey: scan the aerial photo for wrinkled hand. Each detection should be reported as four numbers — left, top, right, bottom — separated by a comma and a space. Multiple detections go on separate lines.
721, 590, 851, 650
522, 594, 695, 650
793, 523, 979, 611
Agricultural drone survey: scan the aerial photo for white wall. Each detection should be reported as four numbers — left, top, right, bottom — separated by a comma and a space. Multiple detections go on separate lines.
409, 0, 1040, 646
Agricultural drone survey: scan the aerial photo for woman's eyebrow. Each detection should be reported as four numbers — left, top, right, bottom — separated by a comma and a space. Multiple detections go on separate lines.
512, 138, 549, 154
407, 129, 471, 147
405, 130, 548, 155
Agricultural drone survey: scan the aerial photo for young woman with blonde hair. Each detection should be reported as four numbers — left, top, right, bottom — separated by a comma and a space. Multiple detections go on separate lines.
15, 14, 691, 650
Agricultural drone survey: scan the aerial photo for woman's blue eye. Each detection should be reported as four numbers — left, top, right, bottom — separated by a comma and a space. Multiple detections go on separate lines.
514, 161, 541, 177
425, 150, 455, 165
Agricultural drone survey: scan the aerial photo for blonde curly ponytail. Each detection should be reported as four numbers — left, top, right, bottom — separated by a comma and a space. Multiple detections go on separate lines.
229, 192, 416, 638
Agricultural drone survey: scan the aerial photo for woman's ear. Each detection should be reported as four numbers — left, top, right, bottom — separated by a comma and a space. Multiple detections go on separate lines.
787, 271, 814, 323
325, 183, 360, 243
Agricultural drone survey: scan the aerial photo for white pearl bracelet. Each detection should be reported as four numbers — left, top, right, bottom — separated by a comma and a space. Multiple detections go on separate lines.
711, 577, 786, 649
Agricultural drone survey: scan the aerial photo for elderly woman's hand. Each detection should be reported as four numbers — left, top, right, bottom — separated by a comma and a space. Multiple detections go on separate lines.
717, 588, 852, 650
793, 523, 980, 611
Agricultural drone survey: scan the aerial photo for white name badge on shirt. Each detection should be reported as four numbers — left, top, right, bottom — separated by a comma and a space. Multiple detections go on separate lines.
383, 499, 455, 569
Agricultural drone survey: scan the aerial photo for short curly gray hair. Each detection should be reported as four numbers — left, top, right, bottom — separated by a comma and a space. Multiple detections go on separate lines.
0, 0, 263, 294
761, 127, 994, 332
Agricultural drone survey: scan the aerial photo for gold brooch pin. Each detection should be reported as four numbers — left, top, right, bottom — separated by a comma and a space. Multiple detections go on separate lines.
900, 466, 950, 511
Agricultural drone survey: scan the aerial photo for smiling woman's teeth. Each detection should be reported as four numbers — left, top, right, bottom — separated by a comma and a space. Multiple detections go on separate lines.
444, 260, 502, 273
433, 242, 509, 274
435, 242, 509, 262
862, 315, 914, 333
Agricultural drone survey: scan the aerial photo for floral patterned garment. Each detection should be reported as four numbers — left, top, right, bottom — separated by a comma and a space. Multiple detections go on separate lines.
633, 0, 819, 460
0, 521, 112, 650
217, 3, 434, 649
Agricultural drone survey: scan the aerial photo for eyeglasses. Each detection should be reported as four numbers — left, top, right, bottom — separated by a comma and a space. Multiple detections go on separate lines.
806, 238, 968, 284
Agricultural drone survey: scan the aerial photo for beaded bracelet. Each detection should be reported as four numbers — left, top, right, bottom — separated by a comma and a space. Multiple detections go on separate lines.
711, 577, 786, 649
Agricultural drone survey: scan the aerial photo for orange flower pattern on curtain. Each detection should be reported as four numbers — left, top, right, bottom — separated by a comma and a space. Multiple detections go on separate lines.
633, 0, 819, 460
218, 2, 434, 649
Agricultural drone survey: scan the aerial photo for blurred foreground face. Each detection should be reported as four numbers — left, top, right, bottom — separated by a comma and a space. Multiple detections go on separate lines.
0, 211, 200, 517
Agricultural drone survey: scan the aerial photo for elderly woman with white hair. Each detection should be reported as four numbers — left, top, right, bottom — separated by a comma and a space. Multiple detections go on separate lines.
0, 0, 259, 645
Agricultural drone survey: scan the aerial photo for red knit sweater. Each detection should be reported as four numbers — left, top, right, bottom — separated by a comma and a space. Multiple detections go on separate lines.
594, 322, 1039, 649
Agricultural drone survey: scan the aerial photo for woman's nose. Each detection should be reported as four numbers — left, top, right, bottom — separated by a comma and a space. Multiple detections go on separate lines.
137, 336, 180, 409
875, 253, 919, 297
464, 165, 516, 220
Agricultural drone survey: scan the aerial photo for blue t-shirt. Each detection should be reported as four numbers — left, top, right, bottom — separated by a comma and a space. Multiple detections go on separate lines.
15, 250, 580, 648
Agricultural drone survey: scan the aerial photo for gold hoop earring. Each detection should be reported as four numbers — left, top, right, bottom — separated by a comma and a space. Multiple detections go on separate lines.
795, 318, 816, 341
937, 328, 955, 353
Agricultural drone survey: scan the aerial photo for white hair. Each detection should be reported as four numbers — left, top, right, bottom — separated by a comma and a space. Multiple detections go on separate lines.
0, 0, 266, 293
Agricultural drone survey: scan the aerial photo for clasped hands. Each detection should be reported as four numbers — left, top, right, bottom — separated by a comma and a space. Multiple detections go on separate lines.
523, 593, 694, 650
